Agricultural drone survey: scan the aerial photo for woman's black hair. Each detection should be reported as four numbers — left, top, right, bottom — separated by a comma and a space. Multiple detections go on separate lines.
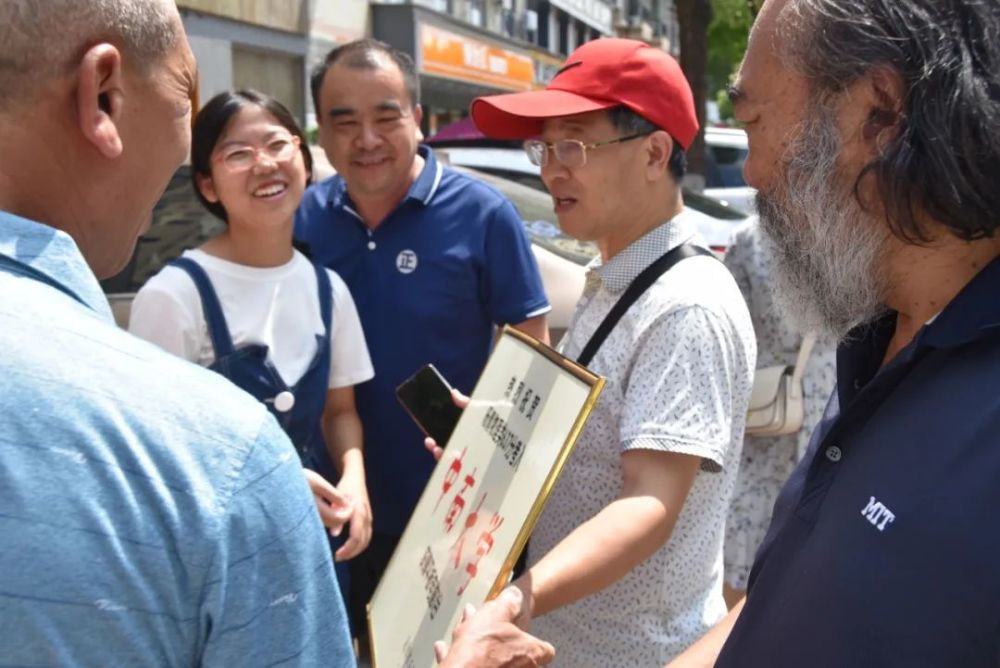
190, 89, 313, 222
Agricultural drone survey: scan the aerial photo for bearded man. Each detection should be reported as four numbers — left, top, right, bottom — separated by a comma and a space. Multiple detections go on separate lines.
667, 0, 1000, 666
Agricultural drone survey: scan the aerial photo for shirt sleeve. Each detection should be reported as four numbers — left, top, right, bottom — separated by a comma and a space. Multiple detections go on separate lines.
620, 305, 742, 471
326, 269, 375, 389
199, 417, 355, 667
128, 277, 202, 363
482, 199, 552, 325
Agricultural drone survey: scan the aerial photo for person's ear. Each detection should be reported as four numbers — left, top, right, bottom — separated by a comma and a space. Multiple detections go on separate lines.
413, 103, 424, 131
859, 66, 906, 156
644, 130, 673, 181
196, 173, 219, 203
77, 44, 125, 159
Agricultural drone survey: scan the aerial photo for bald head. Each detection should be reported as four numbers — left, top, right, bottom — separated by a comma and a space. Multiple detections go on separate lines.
0, 0, 178, 111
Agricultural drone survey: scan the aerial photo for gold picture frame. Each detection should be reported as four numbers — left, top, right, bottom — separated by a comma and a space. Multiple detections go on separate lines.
368, 325, 604, 668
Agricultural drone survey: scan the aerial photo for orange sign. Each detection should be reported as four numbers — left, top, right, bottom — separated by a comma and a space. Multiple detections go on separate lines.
420, 24, 536, 92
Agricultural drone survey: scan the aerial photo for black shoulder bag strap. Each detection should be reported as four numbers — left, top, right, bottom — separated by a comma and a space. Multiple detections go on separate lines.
576, 243, 716, 367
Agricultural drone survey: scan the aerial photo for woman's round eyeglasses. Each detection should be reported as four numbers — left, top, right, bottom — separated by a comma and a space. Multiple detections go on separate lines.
216, 135, 301, 172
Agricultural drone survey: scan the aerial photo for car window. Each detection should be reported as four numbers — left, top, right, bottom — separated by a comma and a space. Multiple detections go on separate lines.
705, 145, 749, 189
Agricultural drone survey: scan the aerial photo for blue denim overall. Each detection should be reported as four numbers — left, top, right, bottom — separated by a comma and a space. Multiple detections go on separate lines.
168, 257, 334, 476
170, 257, 354, 608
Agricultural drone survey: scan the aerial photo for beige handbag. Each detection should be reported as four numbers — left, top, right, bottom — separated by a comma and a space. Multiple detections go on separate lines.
745, 332, 817, 437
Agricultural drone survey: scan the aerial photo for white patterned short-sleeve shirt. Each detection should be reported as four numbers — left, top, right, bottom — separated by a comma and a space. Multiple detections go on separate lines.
528, 213, 756, 667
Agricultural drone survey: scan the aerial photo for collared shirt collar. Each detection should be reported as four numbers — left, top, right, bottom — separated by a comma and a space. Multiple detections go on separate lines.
916, 254, 1000, 349
0, 210, 113, 322
585, 210, 699, 294
836, 253, 1000, 408
326, 144, 444, 213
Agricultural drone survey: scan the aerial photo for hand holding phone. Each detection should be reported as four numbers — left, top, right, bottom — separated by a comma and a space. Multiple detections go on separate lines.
396, 364, 463, 445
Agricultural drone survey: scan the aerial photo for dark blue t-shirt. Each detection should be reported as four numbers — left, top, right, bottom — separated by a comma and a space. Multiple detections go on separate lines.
718, 256, 1000, 667
295, 147, 550, 535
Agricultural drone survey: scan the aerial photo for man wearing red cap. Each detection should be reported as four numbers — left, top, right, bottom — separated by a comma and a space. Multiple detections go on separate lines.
469, 38, 756, 666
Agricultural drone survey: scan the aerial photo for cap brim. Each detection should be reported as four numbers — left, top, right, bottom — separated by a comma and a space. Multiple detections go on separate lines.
471, 89, 617, 140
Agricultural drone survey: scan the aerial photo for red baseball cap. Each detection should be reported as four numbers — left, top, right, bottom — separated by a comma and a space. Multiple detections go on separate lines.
471, 38, 698, 149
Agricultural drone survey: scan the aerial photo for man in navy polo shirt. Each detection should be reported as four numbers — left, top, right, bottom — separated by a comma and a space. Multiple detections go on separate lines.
296, 38, 550, 645
665, 1, 1000, 666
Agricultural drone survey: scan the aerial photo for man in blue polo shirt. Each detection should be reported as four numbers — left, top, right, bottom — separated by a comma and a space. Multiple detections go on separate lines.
663, 0, 1000, 666
296, 38, 550, 644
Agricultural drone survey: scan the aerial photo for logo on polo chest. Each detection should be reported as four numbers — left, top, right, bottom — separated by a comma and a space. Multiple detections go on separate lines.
861, 496, 896, 532
396, 250, 418, 274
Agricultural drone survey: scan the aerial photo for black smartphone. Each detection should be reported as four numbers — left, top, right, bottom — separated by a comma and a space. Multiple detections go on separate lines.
395, 363, 463, 445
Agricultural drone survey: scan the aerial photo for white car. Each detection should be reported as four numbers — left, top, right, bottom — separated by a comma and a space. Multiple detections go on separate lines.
703, 127, 755, 214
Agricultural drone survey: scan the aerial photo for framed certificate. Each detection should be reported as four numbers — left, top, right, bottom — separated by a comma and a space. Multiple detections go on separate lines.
368, 326, 604, 667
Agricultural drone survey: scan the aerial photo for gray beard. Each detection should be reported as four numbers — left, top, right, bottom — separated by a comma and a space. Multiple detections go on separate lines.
755, 108, 889, 341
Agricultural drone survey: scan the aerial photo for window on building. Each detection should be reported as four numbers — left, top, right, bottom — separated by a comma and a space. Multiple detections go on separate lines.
232, 47, 304, 125
469, 0, 485, 26
557, 9, 569, 55
526, 7, 540, 44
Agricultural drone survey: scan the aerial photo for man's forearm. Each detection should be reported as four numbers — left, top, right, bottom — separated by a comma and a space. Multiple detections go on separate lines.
665, 597, 744, 668
518, 494, 674, 618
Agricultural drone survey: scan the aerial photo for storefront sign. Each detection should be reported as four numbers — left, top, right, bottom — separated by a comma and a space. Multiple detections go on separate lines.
368, 327, 604, 668
420, 24, 536, 92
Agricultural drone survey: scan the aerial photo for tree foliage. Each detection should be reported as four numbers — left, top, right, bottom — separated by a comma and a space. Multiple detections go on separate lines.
707, 0, 753, 120
675, 0, 752, 174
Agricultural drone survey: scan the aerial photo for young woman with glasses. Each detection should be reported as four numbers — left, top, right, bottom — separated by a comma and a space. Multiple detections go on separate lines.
129, 90, 375, 567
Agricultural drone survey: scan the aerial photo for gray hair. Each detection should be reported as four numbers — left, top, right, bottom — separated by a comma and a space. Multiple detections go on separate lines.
756, 98, 889, 340
778, 0, 1000, 243
0, 0, 177, 110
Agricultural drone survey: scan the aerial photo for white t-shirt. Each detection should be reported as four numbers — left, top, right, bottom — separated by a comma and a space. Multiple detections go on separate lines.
129, 249, 374, 390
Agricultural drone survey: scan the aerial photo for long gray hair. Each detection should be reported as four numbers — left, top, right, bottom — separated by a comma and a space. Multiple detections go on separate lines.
779, 0, 1000, 243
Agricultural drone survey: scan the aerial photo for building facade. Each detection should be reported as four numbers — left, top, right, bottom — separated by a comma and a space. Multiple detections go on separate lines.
176, 0, 368, 126
175, 0, 678, 134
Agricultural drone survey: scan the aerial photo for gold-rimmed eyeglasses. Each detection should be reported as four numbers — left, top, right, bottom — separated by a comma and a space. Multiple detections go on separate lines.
523, 132, 651, 169
215, 135, 301, 172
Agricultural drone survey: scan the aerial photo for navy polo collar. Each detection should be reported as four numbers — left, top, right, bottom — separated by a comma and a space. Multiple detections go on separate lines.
841, 253, 1000, 355
836, 253, 1000, 408
327, 144, 444, 212
407, 145, 443, 204
917, 254, 1000, 349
